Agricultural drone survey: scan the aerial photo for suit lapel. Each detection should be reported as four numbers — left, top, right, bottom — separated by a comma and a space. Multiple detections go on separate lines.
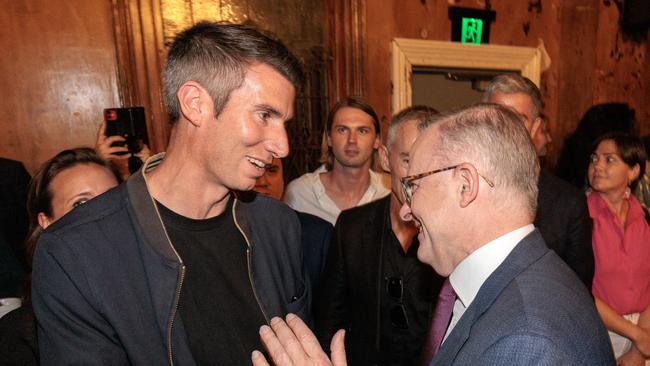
431, 230, 549, 365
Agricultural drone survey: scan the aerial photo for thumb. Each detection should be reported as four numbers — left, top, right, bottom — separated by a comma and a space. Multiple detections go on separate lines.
330, 329, 347, 366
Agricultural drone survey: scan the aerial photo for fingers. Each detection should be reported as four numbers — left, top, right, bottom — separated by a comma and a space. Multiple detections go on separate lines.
285, 313, 327, 359
104, 135, 127, 145
330, 329, 347, 366
259, 323, 295, 366
96, 121, 106, 140
269, 316, 308, 364
251, 350, 272, 366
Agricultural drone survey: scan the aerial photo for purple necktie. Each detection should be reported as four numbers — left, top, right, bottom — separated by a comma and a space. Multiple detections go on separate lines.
420, 278, 456, 366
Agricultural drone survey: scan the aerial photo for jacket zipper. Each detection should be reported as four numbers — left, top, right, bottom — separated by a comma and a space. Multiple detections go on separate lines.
232, 200, 270, 324
146, 177, 185, 366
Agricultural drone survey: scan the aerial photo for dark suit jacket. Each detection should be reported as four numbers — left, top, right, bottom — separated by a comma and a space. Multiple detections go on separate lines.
536, 169, 594, 289
432, 230, 613, 366
315, 196, 444, 365
296, 211, 332, 292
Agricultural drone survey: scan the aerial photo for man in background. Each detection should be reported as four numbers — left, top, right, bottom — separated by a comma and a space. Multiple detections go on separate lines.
315, 106, 443, 365
484, 73, 594, 289
284, 97, 389, 224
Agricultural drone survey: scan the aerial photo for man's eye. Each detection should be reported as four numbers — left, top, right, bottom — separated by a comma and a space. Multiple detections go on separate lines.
73, 199, 88, 208
259, 111, 271, 122
336, 127, 347, 133
606, 156, 616, 163
589, 154, 598, 164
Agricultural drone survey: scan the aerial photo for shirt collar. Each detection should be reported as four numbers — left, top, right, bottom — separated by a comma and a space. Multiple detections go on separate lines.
449, 224, 535, 308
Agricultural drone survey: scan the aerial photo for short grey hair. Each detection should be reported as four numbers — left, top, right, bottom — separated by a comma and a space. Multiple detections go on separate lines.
386, 105, 439, 147
483, 74, 543, 119
423, 103, 540, 216
163, 22, 303, 123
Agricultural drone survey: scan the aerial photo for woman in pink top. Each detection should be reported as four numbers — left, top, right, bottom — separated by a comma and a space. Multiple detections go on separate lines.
588, 132, 650, 366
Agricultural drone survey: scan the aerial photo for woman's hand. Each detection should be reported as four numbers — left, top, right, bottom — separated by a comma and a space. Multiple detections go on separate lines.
95, 121, 129, 160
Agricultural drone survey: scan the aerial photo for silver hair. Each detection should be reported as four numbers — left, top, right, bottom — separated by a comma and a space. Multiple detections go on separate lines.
423, 103, 540, 216
483, 74, 543, 119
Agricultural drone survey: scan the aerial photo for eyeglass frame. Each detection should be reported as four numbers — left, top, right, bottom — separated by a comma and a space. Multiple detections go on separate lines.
400, 164, 495, 205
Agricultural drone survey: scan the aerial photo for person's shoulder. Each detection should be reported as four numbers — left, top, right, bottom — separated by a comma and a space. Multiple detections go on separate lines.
286, 169, 322, 191
0, 157, 24, 169
341, 195, 388, 217
237, 193, 300, 224
42, 184, 129, 240
295, 210, 332, 231
539, 169, 585, 200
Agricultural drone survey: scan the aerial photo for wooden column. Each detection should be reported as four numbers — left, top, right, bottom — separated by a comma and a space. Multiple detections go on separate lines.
326, 0, 367, 105
111, 0, 170, 153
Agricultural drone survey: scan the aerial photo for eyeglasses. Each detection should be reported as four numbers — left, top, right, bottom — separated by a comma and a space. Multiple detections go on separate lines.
400, 164, 495, 206
386, 276, 409, 329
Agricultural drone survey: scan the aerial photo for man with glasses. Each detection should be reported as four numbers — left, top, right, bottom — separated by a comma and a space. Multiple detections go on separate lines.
484, 74, 594, 290
314, 106, 444, 365
252, 104, 614, 366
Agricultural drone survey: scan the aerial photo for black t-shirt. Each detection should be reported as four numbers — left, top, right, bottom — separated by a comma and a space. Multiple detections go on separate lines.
379, 215, 437, 366
157, 199, 266, 365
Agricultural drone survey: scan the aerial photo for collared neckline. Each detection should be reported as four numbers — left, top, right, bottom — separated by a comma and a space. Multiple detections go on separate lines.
450, 224, 535, 308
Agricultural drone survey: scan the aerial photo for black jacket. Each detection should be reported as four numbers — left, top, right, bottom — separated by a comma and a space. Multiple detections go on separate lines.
535, 169, 594, 289
32, 157, 310, 365
314, 196, 443, 366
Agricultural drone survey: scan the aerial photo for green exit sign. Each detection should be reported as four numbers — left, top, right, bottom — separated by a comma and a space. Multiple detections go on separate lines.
461, 18, 484, 44
449, 7, 495, 44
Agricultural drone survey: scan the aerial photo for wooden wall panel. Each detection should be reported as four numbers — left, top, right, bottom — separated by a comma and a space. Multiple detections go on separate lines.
356, 0, 650, 168
0, 0, 120, 173
591, 0, 649, 137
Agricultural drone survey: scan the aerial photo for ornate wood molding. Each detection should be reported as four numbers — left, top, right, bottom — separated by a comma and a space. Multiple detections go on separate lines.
111, 0, 169, 153
391, 38, 543, 114
326, 0, 367, 104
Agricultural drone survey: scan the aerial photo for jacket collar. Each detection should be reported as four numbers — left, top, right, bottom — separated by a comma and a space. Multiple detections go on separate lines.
432, 230, 548, 365
125, 153, 184, 267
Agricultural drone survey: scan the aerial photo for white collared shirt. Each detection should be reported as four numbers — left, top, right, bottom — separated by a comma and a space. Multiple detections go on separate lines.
442, 224, 535, 343
284, 165, 390, 224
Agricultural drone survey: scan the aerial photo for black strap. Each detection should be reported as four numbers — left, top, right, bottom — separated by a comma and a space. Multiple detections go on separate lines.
644, 206, 650, 226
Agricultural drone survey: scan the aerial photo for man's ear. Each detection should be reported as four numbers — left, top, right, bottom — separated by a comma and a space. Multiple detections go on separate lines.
373, 135, 381, 149
38, 212, 52, 229
379, 144, 391, 173
176, 81, 208, 127
456, 163, 480, 208
530, 117, 543, 140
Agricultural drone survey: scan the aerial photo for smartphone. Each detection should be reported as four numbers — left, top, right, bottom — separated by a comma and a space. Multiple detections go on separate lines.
103, 107, 149, 155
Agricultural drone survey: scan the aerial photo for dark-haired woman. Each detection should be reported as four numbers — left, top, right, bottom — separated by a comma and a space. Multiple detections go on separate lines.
0, 148, 121, 365
588, 133, 650, 366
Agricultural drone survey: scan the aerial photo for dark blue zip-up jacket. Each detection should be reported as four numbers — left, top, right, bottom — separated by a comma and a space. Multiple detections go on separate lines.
32, 156, 310, 365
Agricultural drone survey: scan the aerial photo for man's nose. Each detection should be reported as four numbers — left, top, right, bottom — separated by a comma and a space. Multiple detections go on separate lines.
399, 202, 413, 222
347, 130, 357, 143
268, 125, 290, 158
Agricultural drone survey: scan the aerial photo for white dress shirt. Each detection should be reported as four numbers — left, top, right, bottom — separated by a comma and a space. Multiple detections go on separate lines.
284, 165, 390, 225
442, 224, 535, 343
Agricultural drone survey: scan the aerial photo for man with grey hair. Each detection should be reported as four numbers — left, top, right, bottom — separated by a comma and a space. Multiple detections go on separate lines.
314, 105, 444, 365
251, 104, 614, 366
485, 73, 594, 290
33, 22, 309, 364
